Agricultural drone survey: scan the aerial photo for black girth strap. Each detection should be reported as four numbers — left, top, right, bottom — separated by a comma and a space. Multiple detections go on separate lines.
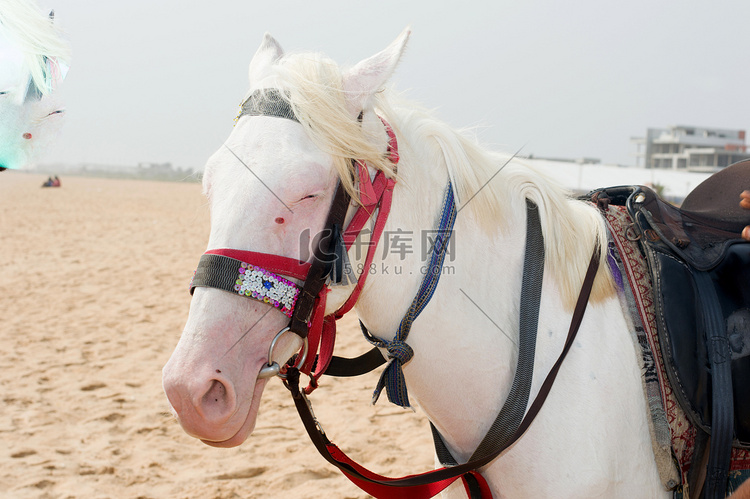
432, 199, 544, 469
696, 270, 734, 499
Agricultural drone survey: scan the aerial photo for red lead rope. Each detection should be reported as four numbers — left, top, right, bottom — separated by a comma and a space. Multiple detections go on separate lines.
285, 367, 493, 498
328, 445, 492, 498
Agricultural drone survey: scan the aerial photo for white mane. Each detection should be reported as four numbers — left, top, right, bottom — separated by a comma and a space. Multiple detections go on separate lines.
393, 102, 614, 307
270, 52, 614, 309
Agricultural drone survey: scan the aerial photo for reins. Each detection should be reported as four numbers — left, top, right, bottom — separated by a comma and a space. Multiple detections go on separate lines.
284, 242, 602, 498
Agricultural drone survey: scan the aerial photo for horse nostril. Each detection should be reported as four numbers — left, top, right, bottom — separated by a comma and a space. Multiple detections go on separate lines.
203, 379, 227, 404
198, 377, 238, 425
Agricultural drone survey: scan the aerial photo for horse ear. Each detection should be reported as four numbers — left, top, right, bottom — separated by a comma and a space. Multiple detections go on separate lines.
342, 28, 410, 116
248, 32, 284, 84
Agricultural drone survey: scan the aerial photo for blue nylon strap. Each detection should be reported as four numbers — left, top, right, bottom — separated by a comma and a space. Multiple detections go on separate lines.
364, 182, 458, 408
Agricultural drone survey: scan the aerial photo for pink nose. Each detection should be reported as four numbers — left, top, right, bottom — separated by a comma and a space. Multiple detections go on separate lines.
162, 367, 239, 441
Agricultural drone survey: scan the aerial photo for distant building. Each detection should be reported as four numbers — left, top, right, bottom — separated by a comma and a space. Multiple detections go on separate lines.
138, 161, 174, 173
631, 125, 750, 172
525, 154, 601, 165
137, 162, 195, 180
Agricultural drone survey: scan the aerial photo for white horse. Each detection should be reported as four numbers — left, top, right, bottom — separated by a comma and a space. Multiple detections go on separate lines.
0, 0, 69, 171
163, 30, 669, 498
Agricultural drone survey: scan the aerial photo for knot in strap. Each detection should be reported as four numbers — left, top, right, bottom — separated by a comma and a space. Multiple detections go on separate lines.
363, 332, 414, 408
385, 340, 413, 364
371, 339, 413, 408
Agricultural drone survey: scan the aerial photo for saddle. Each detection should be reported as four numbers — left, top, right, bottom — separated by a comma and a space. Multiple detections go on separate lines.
591, 160, 750, 498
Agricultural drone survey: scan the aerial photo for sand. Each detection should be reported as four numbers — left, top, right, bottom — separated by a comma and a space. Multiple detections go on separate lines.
0, 172, 434, 499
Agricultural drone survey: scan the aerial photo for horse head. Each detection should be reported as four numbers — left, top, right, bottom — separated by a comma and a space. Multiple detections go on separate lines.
0, 0, 69, 170
162, 30, 409, 447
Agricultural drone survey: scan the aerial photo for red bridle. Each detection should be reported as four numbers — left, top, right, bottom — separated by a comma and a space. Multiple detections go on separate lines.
190, 117, 398, 392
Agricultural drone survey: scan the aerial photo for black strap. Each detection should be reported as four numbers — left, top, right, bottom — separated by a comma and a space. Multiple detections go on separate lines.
695, 271, 733, 499
324, 345, 386, 377
688, 429, 711, 498
474, 200, 545, 459
462, 472, 484, 499
239, 89, 299, 122
284, 244, 601, 491
289, 183, 351, 336
433, 200, 545, 465
190, 254, 247, 295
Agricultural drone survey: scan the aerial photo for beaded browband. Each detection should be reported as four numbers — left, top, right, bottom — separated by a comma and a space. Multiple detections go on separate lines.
191, 254, 300, 317
191, 248, 311, 318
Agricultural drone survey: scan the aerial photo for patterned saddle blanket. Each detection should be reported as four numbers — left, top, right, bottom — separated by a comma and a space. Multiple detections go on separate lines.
601, 202, 750, 498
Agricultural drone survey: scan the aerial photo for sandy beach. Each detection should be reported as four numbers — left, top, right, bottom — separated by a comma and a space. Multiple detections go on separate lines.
0, 172, 433, 498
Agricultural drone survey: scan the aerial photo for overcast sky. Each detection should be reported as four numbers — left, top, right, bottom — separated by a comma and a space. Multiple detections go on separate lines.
40, 0, 750, 170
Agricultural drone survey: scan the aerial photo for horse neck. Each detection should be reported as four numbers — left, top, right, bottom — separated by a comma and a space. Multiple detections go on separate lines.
351, 115, 533, 457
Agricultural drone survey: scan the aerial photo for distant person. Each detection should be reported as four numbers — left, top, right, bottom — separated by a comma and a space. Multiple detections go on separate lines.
41, 175, 60, 187
742, 190, 750, 241
0, 0, 70, 172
